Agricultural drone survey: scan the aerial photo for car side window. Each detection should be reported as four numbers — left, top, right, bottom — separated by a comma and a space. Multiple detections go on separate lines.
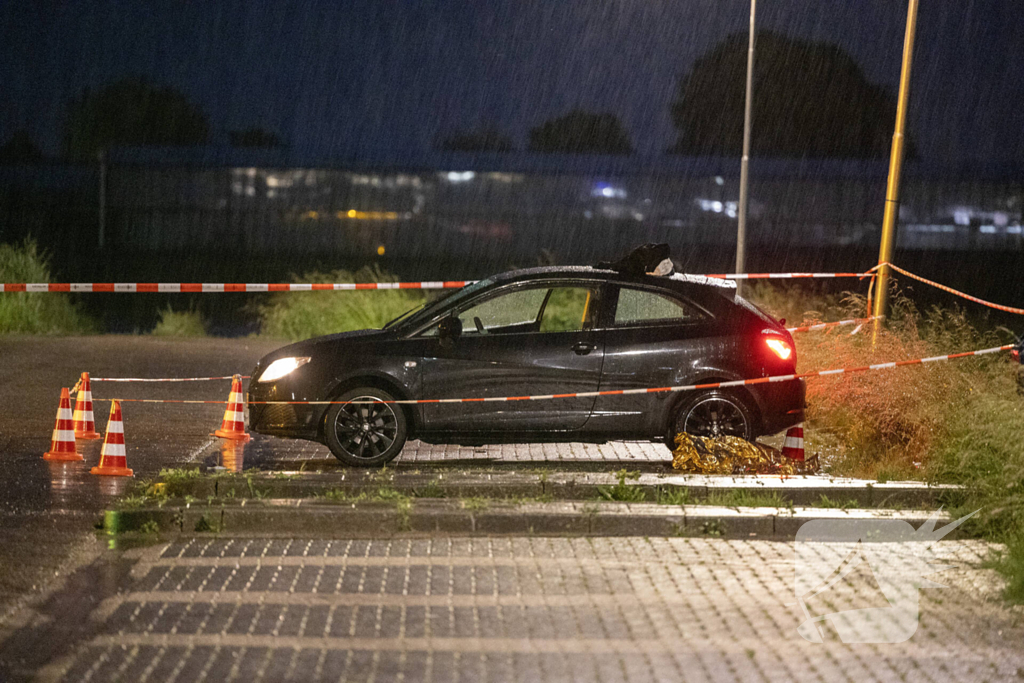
459, 287, 548, 333
538, 287, 594, 333
613, 287, 704, 326
418, 284, 597, 336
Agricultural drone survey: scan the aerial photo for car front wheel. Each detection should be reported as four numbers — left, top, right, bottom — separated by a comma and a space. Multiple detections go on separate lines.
667, 389, 757, 450
324, 387, 408, 467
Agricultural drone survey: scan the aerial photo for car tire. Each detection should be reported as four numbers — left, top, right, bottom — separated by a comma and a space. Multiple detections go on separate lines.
324, 387, 408, 467
665, 389, 758, 451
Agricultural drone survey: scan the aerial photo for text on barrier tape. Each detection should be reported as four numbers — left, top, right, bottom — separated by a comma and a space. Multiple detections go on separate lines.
88, 344, 1014, 405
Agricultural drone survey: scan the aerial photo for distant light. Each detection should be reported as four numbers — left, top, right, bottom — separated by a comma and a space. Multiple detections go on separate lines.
979, 225, 996, 234
591, 183, 626, 199
711, 201, 723, 213
302, 210, 319, 220
953, 209, 971, 226
715, 176, 725, 186
377, 245, 386, 256
1008, 226, 1022, 235
338, 210, 400, 221
446, 171, 475, 182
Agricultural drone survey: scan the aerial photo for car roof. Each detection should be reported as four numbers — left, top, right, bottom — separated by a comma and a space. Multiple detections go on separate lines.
486, 265, 738, 295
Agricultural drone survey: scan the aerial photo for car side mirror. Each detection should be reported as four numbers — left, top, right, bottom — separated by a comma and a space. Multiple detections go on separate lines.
438, 313, 462, 347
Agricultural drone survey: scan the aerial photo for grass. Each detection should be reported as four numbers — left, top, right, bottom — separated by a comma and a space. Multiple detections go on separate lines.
705, 489, 791, 509
259, 264, 428, 340
596, 469, 646, 503
0, 239, 96, 334
747, 281, 1024, 602
151, 306, 208, 336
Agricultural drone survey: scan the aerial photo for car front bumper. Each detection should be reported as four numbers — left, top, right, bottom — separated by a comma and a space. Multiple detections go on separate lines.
247, 380, 326, 441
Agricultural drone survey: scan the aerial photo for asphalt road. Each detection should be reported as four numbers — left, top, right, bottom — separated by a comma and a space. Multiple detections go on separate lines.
0, 336, 279, 626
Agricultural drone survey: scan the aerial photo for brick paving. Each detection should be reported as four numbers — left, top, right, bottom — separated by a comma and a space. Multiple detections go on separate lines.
36, 537, 1024, 682
232, 434, 675, 470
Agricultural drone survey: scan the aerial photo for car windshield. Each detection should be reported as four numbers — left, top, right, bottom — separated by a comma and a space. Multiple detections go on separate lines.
392, 278, 494, 330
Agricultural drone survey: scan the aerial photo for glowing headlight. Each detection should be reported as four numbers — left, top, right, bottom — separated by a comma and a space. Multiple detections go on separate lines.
259, 357, 311, 382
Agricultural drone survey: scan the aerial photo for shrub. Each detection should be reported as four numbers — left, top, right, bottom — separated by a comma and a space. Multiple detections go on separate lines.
259, 265, 427, 340
0, 239, 96, 334
151, 306, 208, 336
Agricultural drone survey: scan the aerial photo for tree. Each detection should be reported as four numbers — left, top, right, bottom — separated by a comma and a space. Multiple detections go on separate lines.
0, 130, 44, 162
62, 77, 209, 160
670, 31, 908, 158
528, 110, 632, 155
436, 127, 514, 152
229, 127, 284, 148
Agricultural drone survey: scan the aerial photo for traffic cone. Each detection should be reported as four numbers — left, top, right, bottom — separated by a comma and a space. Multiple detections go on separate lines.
72, 372, 101, 439
43, 388, 83, 461
782, 424, 805, 461
213, 374, 250, 441
91, 400, 133, 477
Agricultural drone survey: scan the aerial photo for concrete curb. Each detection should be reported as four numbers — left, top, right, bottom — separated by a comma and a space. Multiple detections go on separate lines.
160, 470, 959, 508
103, 499, 954, 540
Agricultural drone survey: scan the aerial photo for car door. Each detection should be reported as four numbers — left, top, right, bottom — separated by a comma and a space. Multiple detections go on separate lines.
588, 284, 717, 435
416, 280, 605, 432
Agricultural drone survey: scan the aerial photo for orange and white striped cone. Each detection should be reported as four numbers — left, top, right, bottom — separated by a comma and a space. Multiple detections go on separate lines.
781, 424, 805, 461
91, 400, 133, 477
72, 372, 101, 439
43, 388, 83, 461
213, 374, 250, 441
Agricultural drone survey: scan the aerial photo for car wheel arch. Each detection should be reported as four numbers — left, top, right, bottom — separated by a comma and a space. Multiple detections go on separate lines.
319, 373, 417, 438
664, 377, 763, 437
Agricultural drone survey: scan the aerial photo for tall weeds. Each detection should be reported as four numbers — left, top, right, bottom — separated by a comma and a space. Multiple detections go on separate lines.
0, 239, 96, 334
259, 265, 427, 340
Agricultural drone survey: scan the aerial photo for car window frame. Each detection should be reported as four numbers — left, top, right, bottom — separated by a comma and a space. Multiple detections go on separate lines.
406, 278, 608, 339
600, 283, 713, 330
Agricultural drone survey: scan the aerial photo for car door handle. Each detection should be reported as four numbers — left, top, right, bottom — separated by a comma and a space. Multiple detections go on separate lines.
572, 341, 597, 355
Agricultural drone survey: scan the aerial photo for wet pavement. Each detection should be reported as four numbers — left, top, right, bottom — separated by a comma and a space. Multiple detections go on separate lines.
0, 337, 673, 628
2, 337, 1022, 681
6, 536, 1023, 683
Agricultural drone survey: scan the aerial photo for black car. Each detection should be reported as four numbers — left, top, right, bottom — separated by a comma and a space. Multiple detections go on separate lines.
249, 264, 806, 466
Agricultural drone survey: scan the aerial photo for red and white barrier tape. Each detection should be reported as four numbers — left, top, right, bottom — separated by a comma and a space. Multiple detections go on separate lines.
88, 343, 1013, 405
878, 262, 1024, 316
89, 375, 249, 382
707, 271, 871, 280
0, 282, 473, 293
1, 271, 877, 293
786, 316, 881, 334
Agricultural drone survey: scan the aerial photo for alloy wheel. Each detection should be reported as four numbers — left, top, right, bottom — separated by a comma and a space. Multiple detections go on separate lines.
333, 396, 399, 460
681, 396, 749, 439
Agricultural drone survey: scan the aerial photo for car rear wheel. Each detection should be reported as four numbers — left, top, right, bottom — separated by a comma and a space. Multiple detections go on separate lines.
324, 387, 407, 467
667, 389, 757, 450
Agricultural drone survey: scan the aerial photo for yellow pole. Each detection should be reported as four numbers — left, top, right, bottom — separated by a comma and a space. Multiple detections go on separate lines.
873, 0, 920, 343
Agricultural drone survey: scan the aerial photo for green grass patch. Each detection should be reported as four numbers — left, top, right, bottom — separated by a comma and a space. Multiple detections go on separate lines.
813, 494, 858, 510
596, 469, 646, 503
705, 489, 791, 509
151, 306, 208, 336
0, 239, 96, 334
259, 265, 428, 340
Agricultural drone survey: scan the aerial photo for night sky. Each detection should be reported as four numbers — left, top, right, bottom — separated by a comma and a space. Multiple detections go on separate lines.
2, 0, 1022, 168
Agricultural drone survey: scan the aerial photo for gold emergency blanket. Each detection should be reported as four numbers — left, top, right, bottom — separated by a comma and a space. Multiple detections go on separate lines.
671, 433, 813, 475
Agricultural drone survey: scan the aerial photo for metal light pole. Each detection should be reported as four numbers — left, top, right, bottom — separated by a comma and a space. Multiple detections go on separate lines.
872, 0, 919, 342
735, 0, 756, 288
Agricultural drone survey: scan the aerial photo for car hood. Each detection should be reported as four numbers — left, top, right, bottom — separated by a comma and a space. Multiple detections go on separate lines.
259, 328, 393, 363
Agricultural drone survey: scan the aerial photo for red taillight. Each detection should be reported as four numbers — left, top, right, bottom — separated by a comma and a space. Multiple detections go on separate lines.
1013, 349, 1020, 361
765, 338, 793, 360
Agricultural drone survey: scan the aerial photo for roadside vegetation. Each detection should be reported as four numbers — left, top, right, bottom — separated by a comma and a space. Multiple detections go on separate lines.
0, 239, 96, 334
748, 282, 1024, 602
151, 305, 208, 336
258, 265, 428, 340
